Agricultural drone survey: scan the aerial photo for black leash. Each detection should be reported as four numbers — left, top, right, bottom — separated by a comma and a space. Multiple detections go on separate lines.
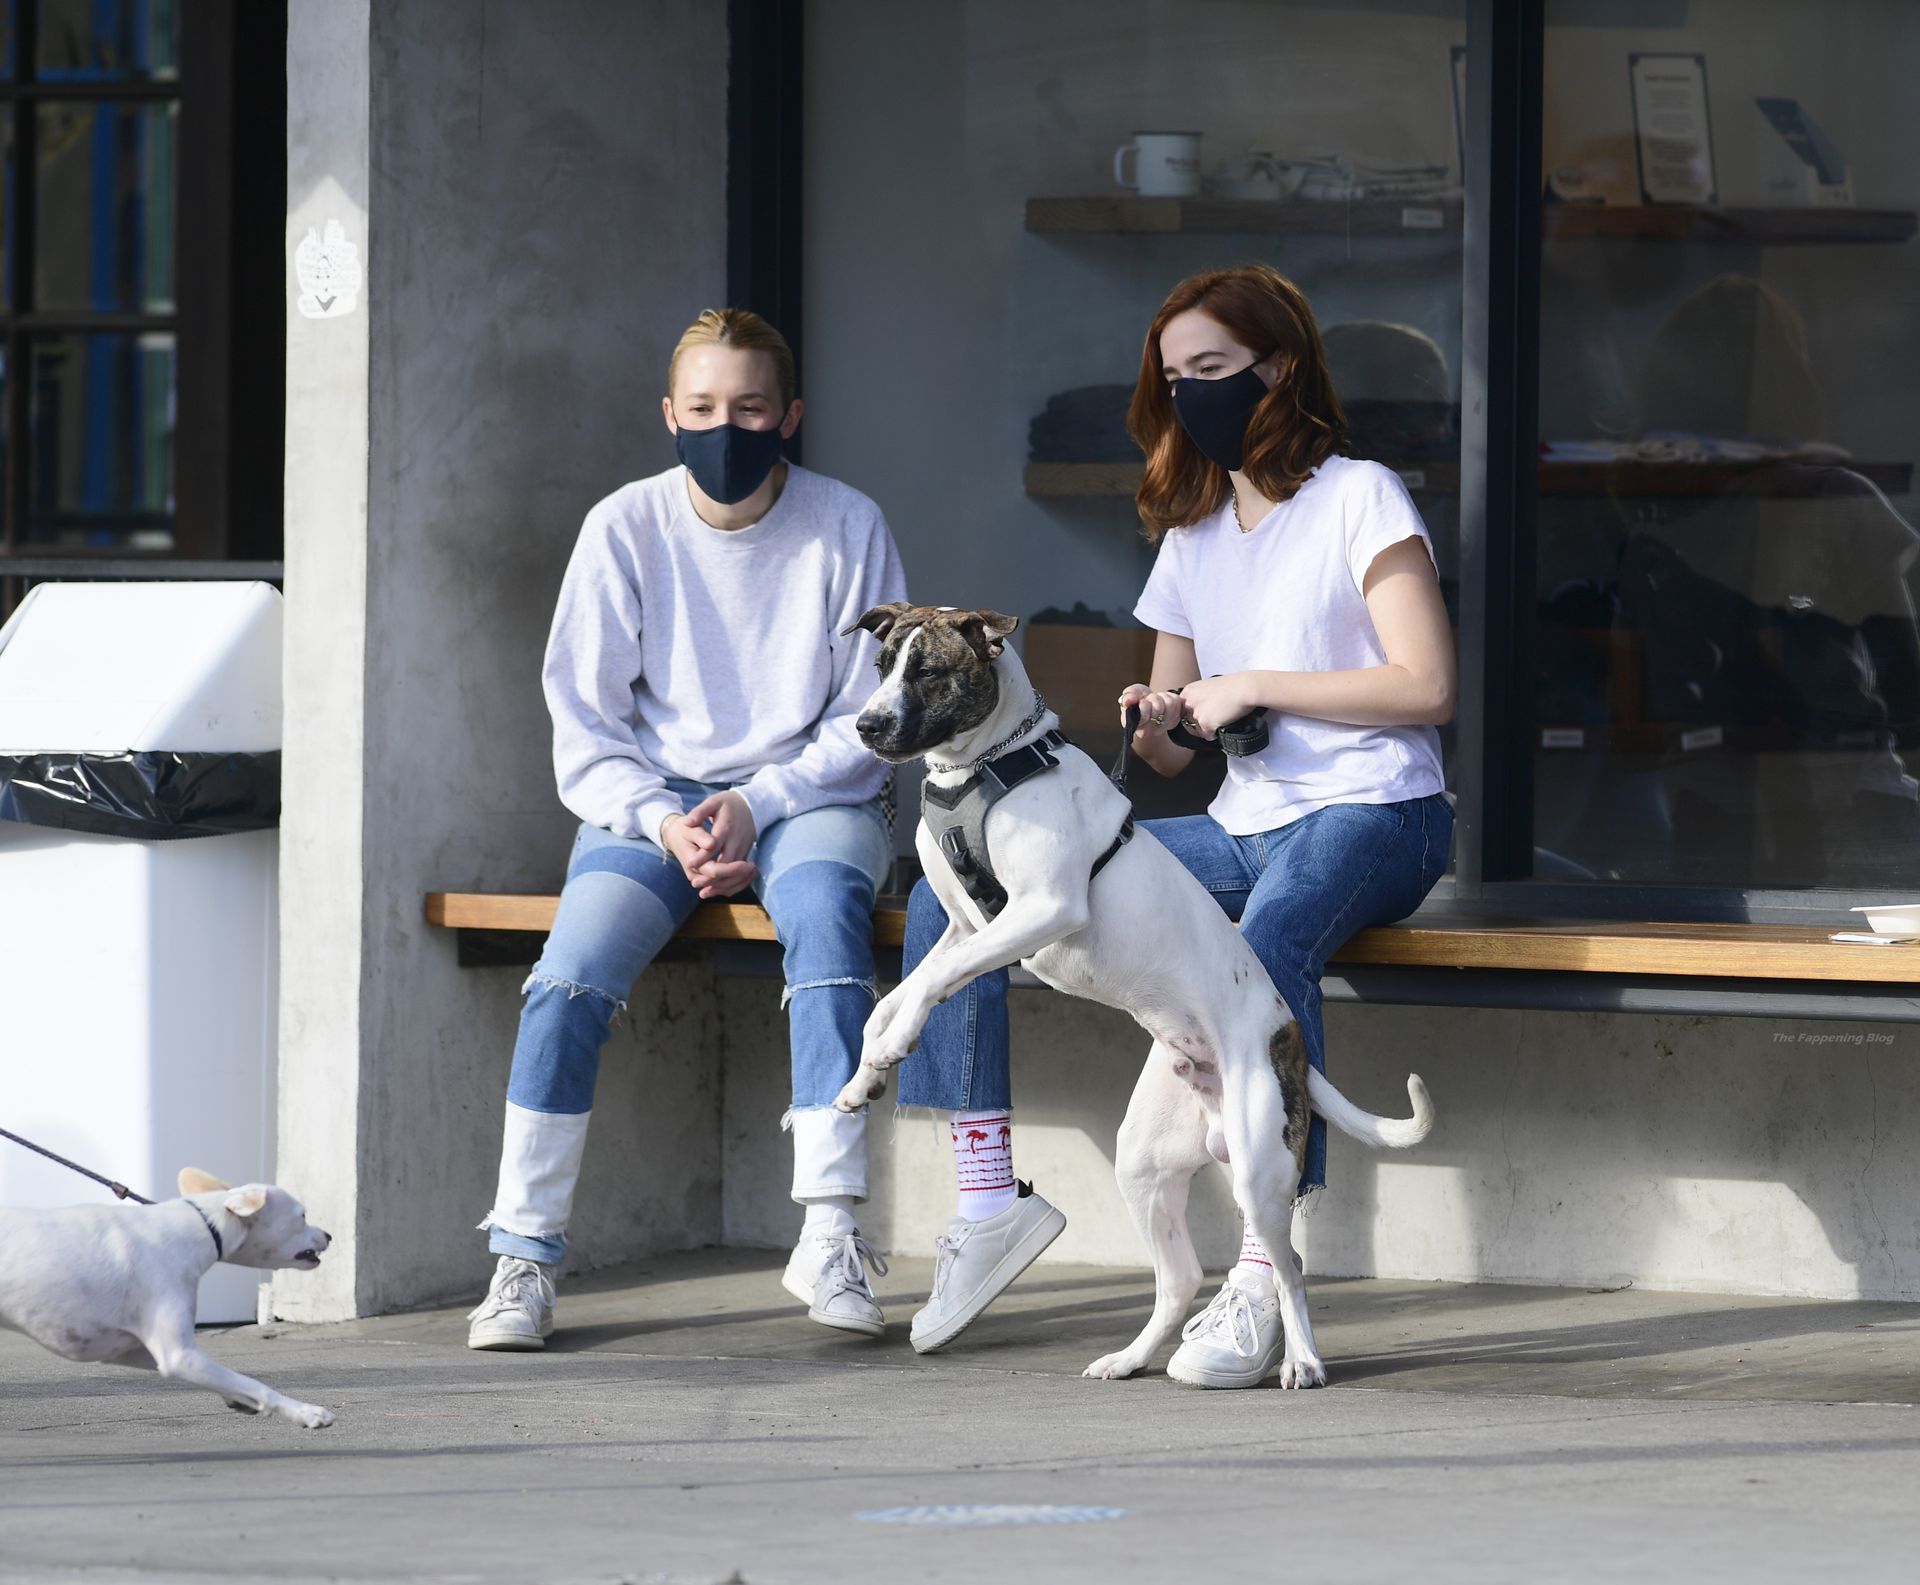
0, 1125, 154, 1206
1112, 689, 1272, 791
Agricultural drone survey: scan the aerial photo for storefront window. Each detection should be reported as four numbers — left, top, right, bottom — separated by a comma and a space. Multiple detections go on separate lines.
0, 0, 180, 558
802, 0, 1465, 828
1532, 0, 1920, 888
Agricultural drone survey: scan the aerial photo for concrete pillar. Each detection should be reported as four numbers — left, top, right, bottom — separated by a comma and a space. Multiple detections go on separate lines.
277, 0, 729, 1320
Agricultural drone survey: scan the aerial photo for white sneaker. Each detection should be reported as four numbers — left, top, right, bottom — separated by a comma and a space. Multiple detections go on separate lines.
466, 1255, 557, 1351
910, 1182, 1067, 1355
783, 1223, 887, 1337
1165, 1268, 1285, 1389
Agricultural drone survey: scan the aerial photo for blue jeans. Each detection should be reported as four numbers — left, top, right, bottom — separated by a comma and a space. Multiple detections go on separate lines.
896, 792, 1454, 1192
484, 780, 891, 1263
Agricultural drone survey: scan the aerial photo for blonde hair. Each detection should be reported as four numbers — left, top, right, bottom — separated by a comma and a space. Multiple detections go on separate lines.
667, 307, 796, 408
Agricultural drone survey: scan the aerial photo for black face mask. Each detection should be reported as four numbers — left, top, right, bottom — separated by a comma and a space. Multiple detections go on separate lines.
675, 421, 786, 505
1171, 357, 1273, 472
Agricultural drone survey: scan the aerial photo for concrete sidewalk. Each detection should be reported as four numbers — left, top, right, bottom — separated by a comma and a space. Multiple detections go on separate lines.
3, 1249, 1918, 1584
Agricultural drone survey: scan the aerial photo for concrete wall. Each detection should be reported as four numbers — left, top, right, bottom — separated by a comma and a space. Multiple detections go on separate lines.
721, 983, 1920, 1303
277, 0, 730, 1320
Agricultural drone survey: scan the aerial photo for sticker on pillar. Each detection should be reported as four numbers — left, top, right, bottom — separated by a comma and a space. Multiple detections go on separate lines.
295, 220, 363, 319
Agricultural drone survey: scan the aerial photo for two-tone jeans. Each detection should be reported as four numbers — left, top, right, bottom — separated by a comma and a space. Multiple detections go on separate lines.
895, 792, 1455, 1193
482, 780, 891, 1264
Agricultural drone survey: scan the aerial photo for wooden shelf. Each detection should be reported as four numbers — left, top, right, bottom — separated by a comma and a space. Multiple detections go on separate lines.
1538, 459, 1912, 497
1025, 461, 1146, 497
1543, 205, 1918, 244
1534, 723, 1893, 756
1023, 461, 1464, 496
1025, 195, 1462, 236
1024, 459, 1912, 499
1026, 195, 1916, 245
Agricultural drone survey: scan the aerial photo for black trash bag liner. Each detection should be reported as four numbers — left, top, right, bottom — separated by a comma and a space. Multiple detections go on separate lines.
0, 751, 280, 840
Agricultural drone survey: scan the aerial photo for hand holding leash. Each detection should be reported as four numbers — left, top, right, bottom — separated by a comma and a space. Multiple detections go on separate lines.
1113, 683, 1270, 789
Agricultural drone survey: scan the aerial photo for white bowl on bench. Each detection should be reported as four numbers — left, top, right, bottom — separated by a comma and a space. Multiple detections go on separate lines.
1850, 903, 1920, 938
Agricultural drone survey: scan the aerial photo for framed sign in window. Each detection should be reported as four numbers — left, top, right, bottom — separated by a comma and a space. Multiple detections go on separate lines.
1628, 52, 1717, 205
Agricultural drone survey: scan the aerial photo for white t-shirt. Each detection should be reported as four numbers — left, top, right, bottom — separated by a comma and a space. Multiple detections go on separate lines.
1132, 453, 1446, 835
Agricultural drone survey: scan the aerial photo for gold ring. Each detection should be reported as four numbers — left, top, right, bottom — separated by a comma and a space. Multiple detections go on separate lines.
1149, 713, 1165, 727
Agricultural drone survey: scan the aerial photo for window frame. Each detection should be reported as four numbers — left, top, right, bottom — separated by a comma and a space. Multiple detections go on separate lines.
742, 0, 1920, 928
0, 0, 271, 598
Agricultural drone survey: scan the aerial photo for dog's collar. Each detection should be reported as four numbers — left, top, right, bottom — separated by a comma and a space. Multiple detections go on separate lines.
186, 1200, 225, 1260
927, 691, 1051, 774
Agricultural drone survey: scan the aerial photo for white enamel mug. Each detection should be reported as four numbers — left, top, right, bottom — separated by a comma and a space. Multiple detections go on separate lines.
1114, 131, 1203, 197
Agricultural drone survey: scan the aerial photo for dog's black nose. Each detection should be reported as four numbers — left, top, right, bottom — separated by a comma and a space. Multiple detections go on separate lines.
855, 709, 890, 740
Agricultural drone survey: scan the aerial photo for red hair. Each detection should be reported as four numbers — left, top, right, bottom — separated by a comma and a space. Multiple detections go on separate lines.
1126, 264, 1348, 541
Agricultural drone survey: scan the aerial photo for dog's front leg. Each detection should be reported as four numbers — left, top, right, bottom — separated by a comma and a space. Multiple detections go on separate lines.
145, 1322, 335, 1428
862, 909, 974, 1055
834, 892, 1088, 1112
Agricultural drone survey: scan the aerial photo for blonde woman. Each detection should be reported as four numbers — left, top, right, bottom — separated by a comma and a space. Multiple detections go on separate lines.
468, 309, 907, 1349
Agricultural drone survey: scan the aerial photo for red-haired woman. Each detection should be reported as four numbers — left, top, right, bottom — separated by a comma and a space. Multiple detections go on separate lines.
895, 264, 1457, 1385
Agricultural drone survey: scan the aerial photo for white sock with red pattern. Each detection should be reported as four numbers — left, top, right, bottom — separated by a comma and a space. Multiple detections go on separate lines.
951, 1109, 1017, 1221
1233, 1221, 1275, 1283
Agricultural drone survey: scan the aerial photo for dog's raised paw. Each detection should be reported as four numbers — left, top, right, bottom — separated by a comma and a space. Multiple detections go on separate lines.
833, 1074, 882, 1112
1279, 1358, 1327, 1390
294, 1403, 336, 1429
1083, 1352, 1145, 1381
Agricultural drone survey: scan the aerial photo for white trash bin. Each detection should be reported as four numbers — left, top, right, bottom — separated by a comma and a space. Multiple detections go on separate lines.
0, 582, 282, 1323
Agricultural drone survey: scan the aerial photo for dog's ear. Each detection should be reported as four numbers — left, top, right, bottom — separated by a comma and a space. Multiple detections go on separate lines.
958, 610, 1020, 660
178, 1168, 231, 1195
223, 1186, 269, 1219
841, 602, 913, 642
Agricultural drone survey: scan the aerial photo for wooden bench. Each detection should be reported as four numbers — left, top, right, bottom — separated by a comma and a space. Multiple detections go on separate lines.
425, 893, 1920, 1022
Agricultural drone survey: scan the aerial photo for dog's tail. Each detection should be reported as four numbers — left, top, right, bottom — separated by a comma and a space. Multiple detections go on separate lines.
1307, 1069, 1433, 1150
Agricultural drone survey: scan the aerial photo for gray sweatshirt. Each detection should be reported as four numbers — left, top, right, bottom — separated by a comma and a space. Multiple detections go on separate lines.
543, 463, 908, 845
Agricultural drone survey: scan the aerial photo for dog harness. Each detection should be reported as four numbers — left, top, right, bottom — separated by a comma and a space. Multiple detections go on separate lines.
922, 728, 1134, 920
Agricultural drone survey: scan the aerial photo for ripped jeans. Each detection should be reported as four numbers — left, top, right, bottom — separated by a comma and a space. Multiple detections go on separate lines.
482, 779, 892, 1264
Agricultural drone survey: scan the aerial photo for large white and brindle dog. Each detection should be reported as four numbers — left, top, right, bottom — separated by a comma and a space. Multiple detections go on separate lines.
836, 603, 1432, 1388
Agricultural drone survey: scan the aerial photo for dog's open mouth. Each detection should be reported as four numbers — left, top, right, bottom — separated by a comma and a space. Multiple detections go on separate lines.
294, 1250, 323, 1269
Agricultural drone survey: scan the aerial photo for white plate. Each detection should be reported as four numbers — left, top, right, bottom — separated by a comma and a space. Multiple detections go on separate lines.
1850, 903, 1920, 935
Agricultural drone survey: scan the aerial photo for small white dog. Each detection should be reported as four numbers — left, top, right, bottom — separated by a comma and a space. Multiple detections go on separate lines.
0, 1168, 335, 1428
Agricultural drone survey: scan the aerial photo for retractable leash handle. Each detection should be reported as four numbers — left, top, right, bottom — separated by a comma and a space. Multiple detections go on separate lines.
1112, 689, 1270, 789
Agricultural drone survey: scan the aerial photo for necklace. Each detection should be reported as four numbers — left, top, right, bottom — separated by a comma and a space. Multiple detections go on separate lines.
1232, 491, 1278, 534
926, 691, 1050, 774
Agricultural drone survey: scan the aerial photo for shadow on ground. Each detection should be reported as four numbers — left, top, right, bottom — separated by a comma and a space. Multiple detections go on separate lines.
314, 1246, 1920, 1404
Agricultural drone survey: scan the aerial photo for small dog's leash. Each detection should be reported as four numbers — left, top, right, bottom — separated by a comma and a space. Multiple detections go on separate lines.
0, 1124, 154, 1205
0, 1124, 226, 1254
